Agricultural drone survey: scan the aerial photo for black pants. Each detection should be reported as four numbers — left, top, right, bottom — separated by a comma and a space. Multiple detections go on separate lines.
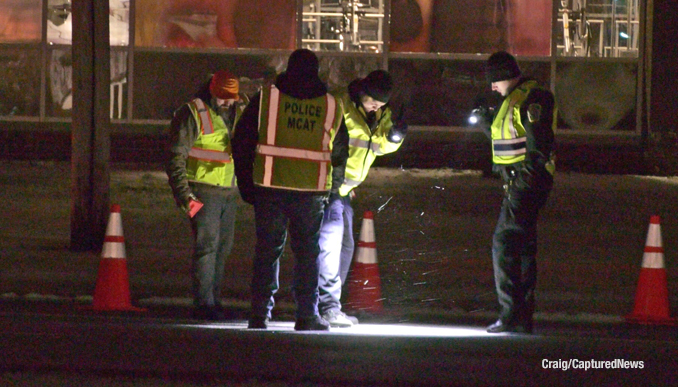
250, 190, 326, 320
492, 172, 551, 328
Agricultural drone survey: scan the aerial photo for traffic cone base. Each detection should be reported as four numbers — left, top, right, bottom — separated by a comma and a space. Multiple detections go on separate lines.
91, 258, 144, 312
626, 268, 675, 325
345, 262, 383, 313
625, 215, 674, 325
85, 204, 145, 312
345, 211, 383, 314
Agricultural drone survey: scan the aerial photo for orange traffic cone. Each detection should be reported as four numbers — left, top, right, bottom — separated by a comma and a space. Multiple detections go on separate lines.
90, 204, 145, 312
626, 215, 675, 325
344, 211, 383, 314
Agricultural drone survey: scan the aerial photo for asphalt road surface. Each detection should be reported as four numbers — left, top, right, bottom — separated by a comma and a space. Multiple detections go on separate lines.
1, 301, 677, 386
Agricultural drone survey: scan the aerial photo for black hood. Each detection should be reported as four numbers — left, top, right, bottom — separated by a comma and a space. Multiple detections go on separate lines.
348, 78, 362, 105
275, 71, 327, 100
275, 49, 327, 99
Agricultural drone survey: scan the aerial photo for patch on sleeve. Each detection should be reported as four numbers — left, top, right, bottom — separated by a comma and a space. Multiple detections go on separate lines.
527, 103, 542, 123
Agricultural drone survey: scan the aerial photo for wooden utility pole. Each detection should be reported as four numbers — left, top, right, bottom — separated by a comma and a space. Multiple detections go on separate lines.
70, 0, 111, 251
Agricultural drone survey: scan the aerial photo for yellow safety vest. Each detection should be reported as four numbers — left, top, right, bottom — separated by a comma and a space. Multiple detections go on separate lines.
336, 91, 403, 196
253, 86, 342, 191
491, 80, 556, 175
186, 98, 242, 187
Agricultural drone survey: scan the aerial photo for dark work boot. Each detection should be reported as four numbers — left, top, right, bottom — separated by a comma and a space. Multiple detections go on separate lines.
294, 315, 330, 331
247, 316, 270, 329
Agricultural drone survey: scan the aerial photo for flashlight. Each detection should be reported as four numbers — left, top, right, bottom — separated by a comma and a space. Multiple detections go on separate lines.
469, 107, 485, 125
468, 105, 495, 127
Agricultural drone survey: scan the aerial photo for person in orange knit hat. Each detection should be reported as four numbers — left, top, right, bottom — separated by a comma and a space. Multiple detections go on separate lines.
210, 70, 241, 101
166, 69, 247, 321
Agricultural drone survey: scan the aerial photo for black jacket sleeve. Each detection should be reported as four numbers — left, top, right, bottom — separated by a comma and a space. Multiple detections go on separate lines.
232, 93, 261, 204
522, 88, 556, 165
330, 119, 349, 193
519, 87, 556, 186
165, 103, 199, 209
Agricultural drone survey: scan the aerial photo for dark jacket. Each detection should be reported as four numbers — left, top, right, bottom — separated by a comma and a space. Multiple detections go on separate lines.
232, 71, 349, 204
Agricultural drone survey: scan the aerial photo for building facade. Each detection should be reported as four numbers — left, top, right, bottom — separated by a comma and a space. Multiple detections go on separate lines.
0, 1, 675, 146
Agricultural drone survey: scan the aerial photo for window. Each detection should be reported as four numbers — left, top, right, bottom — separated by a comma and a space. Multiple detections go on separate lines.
0, 0, 42, 43
302, 0, 385, 52
0, 0, 644, 132
134, 0, 296, 49
557, 0, 640, 58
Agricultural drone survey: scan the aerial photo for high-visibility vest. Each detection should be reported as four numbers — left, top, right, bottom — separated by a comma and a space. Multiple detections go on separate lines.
186, 98, 239, 187
491, 80, 556, 173
336, 92, 402, 196
253, 85, 342, 191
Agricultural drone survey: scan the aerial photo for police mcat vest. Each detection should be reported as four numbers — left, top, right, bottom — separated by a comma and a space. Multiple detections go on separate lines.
253, 85, 342, 191
337, 91, 402, 197
186, 98, 238, 187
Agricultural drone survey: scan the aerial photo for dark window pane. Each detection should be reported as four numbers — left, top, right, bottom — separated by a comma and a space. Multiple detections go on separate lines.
389, 58, 552, 127
389, 58, 489, 126
132, 52, 282, 119
0, 46, 40, 116
556, 61, 637, 131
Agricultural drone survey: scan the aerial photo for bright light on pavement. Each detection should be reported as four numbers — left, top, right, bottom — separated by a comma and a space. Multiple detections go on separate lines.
178, 321, 495, 337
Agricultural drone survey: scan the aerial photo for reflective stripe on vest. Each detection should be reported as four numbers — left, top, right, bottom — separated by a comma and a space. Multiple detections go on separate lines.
188, 147, 232, 162
349, 137, 384, 155
187, 98, 231, 163
255, 86, 337, 191
342, 177, 362, 189
257, 144, 331, 162
335, 90, 401, 197
190, 98, 215, 135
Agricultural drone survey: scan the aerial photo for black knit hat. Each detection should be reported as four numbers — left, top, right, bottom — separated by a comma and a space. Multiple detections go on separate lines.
286, 49, 319, 77
486, 51, 521, 82
361, 70, 393, 103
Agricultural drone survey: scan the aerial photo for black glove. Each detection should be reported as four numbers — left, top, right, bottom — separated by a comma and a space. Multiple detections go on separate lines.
388, 104, 407, 143
327, 191, 341, 203
176, 192, 198, 213
387, 121, 407, 143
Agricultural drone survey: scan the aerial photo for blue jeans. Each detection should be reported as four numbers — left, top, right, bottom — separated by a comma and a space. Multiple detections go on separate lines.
189, 183, 239, 308
250, 190, 326, 320
317, 194, 355, 314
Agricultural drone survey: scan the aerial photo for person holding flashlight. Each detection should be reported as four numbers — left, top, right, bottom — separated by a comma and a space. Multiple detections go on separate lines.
317, 70, 407, 327
483, 51, 557, 334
